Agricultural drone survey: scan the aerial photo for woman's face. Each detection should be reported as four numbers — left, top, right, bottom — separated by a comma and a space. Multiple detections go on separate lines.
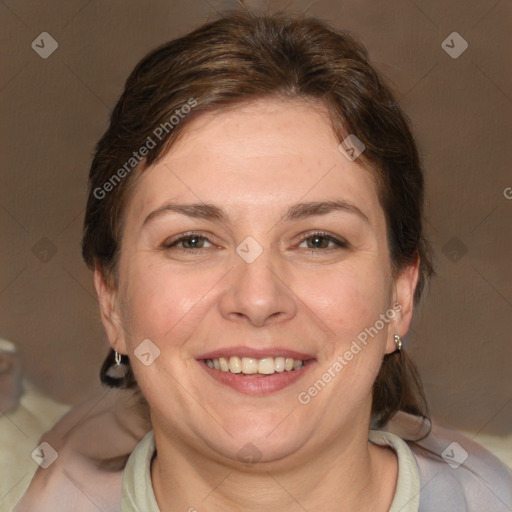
96, 98, 418, 465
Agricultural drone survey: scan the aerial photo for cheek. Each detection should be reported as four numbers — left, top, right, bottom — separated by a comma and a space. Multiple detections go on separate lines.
119, 249, 392, 349
118, 258, 220, 346
299, 262, 392, 396
298, 261, 392, 341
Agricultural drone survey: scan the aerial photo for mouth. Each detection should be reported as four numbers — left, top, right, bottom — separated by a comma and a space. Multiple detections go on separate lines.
196, 348, 316, 395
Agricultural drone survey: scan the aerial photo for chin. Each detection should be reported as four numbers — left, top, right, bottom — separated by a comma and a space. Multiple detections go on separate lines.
194, 414, 310, 467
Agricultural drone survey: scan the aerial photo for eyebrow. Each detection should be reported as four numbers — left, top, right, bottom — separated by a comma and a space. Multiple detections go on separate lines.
141, 199, 369, 229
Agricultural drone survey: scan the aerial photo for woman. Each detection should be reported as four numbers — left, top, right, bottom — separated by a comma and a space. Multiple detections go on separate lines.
16, 11, 512, 512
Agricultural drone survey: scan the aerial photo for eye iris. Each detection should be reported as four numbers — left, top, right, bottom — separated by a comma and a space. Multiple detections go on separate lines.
309, 235, 328, 249
185, 236, 202, 248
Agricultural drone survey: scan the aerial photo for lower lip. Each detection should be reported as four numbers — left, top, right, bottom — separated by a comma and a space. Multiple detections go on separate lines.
198, 360, 316, 395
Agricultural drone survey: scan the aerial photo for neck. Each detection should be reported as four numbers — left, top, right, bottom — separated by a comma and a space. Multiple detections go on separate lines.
150, 417, 398, 512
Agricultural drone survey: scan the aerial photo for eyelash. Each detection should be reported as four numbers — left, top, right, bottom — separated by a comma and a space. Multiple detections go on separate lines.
163, 231, 348, 252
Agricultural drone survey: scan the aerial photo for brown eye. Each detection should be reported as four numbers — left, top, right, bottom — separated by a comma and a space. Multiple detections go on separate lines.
299, 232, 348, 250
163, 233, 213, 251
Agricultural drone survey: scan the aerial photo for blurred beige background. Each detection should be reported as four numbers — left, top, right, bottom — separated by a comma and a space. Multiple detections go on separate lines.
0, 0, 510, 473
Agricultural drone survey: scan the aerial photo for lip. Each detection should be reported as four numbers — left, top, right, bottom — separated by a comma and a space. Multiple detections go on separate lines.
198, 359, 317, 396
196, 346, 315, 361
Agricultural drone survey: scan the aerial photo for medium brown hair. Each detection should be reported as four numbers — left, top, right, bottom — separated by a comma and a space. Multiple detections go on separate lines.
83, 11, 433, 429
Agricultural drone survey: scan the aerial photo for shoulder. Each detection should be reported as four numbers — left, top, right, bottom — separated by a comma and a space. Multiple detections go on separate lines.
385, 411, 512, 511
14, 388, 151, 512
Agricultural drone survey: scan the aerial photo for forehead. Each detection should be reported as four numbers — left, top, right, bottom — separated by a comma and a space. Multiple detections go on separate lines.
128, 98, 382, 225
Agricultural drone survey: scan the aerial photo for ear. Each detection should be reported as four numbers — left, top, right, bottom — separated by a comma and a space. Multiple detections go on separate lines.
385, 255, 420, 354
93, 267, 127, 355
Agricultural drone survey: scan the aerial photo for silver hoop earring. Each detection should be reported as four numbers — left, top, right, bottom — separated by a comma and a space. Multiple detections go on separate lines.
394, 333, 402, 352
114, 350, 122, 367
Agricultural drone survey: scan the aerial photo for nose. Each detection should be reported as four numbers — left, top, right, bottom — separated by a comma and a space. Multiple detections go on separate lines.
218, 247, 297, 327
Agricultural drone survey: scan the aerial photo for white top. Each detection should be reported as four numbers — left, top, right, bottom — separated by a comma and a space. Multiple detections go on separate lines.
121, 429, 420, 511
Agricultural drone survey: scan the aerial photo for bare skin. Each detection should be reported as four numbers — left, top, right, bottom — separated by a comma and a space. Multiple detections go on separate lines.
95, 98, 419, 511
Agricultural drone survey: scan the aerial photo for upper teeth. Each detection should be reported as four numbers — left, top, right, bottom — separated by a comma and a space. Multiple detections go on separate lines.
205, 356, 304, 375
